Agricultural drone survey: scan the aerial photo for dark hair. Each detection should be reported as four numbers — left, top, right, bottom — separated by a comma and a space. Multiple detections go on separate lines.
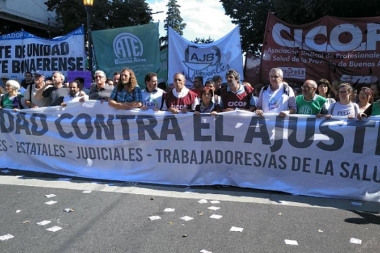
74, 77, 85, 90
225, 69, 240, 81
144, 72, 157, 83
201, 88, 214, 98
157, 82, 167, 90
359, 87, 374, 103
317, 78, 333, 98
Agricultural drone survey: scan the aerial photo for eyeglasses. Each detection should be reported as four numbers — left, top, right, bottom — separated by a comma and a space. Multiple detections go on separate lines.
301, 86, 313, 90
339, 91, 348, 94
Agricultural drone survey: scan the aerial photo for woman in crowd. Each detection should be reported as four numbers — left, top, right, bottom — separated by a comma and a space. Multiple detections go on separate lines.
316, 78, 335, 109
108, 68, 142, 110
0, 80, 24, 110
356, 87, 373, 113
194, 89, 221, 115
204, 79, 220, 105
325, 83, 359, 119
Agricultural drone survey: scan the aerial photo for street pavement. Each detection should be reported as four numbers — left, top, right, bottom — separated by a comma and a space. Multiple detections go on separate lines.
0, 169, 379, 253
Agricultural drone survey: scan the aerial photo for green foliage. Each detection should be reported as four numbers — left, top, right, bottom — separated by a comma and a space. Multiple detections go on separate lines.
192, 37, 214, 44
160, 0, 186, 49
45, 0, 153, 33
220, 0, 380, 55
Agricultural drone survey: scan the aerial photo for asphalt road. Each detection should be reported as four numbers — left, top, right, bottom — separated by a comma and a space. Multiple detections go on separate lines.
0, 169, 379, 253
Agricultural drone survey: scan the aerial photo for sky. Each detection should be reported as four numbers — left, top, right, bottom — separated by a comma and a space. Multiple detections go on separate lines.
146, 0, 236, 42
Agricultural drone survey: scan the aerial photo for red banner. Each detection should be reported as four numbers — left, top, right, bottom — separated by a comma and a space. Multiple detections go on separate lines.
259, 13, 380, 86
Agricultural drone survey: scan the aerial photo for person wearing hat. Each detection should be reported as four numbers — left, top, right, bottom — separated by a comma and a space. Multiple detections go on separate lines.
0, 80, 24, 110
24, 71, 50, 108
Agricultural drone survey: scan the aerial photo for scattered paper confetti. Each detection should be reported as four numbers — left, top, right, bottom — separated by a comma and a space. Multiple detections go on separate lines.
82, 190, 92, 193
22, 220, 30, 224
164, 208, 175, 212
351, 202, 362, 206
198, 199, 208, 204
0, 169, 11, 174
208, 206, 220, 211
16, 210, 21, 213
180, 216, 194, 221
182, 234, 188, 238
210, 214, 223, 219
46, 226, 62, 232
350, 238, 362, 245
148, 216, 162, 221
318, 229, 323, 233
284, 239, 298, 246
45, 194, 56, 198
45, 201, 57, 205
37, 220, 51, 226
200, 250, 212, 253
197, 211, 204, 216
278, 213, 282, 216
0, 234, 14, 241
63, 208, 75, 213
230, 226, 243, 232
57, 178, 72, 181
209, 200, 220, 204
235, 123, 243, 128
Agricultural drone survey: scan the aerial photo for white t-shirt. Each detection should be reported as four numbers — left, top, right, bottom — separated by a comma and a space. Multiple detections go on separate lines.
257, 83, 296, 113
328, 102, 359, 117
141, 88, 165, 109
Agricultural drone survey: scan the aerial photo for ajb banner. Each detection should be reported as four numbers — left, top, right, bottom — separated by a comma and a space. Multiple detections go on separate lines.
0, 26, 85, 80
168, 26, 243, 87
260, 13, 380, 85
91, 23, 160, 86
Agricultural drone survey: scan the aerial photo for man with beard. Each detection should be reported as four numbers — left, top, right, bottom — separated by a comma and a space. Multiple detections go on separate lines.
61, 81, 89, 106
24, 71, 50, 108
108, 68, 142, 110
35, 71, 68, 106
140, 72, 165, 111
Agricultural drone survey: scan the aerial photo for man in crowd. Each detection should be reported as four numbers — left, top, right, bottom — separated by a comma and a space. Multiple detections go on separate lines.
212, 75, 223, 95
24, 71, 50, 108
219, 69, 255, 112
255, 68, 297, 117
113, 72, 120, 86
35, 71, 68, 106
191, 76, 203, 97
296, 80, 328, 115
162, 73, 198, 114
21, 71, 34, 89
61, 80, 89, 106
89, 70, 113, 100
140, 72, 165, 111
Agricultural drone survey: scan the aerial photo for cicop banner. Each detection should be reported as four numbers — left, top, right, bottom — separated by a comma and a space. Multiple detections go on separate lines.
168, 26, 244, 87
0, 26, 85, 80
260, 13, 380, 85
91, 23, 161, 87
0, 103, 380, 203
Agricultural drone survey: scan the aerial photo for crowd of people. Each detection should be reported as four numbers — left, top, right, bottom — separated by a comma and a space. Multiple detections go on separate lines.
0, 67, 379, 121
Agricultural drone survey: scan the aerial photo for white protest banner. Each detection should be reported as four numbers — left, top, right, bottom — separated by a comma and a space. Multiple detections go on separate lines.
0, 26, 85, 80
0, 103, 379, 202
168, 26, 243, 87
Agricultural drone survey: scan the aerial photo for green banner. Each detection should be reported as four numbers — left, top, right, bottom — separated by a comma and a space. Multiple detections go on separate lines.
157, 48, 168, 84
92, 23, 160, 87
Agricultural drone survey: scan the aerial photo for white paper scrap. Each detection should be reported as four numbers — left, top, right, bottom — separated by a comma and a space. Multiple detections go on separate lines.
45, 201, 57, 205
284, 239, 298, 246
82, 190, 92, 193
209, 200, 220, 204
180, 216, 194, 221
208, 206, 220, 211
198, 199, 208, 204
46, 226, 62, 232
235, 123, 243, 128
200, 250, 212, 253
45, 194, 56, 198
350, 238, 362, 245
0, 170, 11, 174
57, 178, 72, 181
37, 220, 51, 226
16, 210, 21, 213
209, 214, 223, 219
148, 216, 162, 221
164, 208, 175, 212
0, 234, 14, 241
351, 202, 362, 206
230, 226, 243, 232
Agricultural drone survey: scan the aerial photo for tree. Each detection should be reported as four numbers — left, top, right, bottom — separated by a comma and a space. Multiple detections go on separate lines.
220, 0, 380, 55
192, 37, 214, 44
45, 0, 153, 33
160, 0, 186, 49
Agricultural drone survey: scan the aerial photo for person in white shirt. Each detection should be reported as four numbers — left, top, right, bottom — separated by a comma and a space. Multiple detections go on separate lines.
61, 81, 88, 106
255, 68, 297, 117
140, 72, 165, 111
326, 83, 359, 119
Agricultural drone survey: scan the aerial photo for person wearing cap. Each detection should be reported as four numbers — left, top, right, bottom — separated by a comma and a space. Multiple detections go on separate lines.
24, 72, 50, 108
35, 71, 68, 106
0, 80, 24, 110
21, 72, 34, 90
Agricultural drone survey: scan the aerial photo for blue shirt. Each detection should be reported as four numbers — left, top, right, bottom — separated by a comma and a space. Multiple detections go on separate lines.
110, 86, 143, 103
